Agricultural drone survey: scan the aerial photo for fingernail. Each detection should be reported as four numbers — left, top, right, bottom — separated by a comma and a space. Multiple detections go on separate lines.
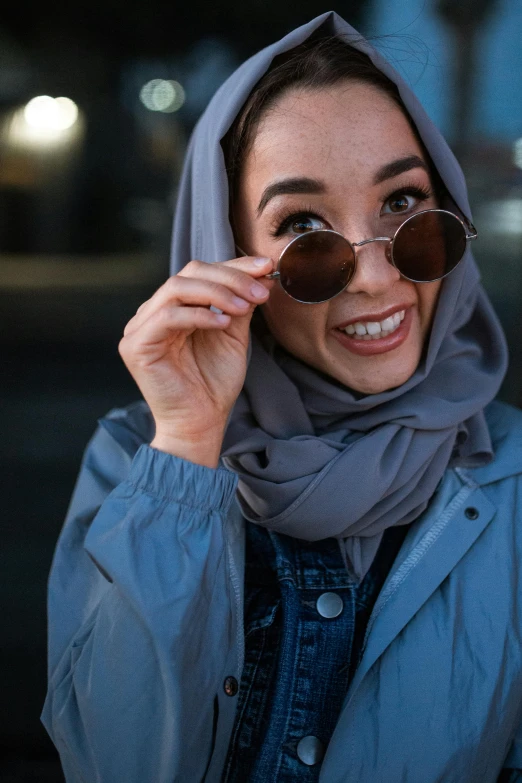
253, 257, 271, 267
251, 283, 268, 298
232, 296, 249, 309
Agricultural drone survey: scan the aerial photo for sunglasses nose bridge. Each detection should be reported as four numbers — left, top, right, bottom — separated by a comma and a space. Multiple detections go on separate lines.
342, 235, 400, 298
352, 236, 392, 250
351, 236, 393, 266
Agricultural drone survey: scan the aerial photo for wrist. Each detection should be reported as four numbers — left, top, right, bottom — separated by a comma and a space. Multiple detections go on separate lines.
150, 422, 227, 469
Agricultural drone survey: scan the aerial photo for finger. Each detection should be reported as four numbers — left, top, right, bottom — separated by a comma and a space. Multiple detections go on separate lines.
124, 278, 260, 337
120, 307, 231, 361
125, 260, 272, 335
217, 255, 274, 276
219, 255, 277, 295
179, 258, 276, 310
177, 257, 274, 289
179, 257, 276, 303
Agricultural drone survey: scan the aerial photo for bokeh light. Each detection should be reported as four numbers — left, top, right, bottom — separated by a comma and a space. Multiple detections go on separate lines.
139, 79, 185, 113
24, 96, 78, 131
6, 95, 81, 149
488, 199, 522, 236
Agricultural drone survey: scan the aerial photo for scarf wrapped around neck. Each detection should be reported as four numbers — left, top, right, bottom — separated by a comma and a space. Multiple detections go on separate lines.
170, 12, 508, 580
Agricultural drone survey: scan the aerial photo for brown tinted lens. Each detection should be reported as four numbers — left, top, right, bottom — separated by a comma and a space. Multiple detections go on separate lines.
278, 231, 355, 303
392, 211, 467, 282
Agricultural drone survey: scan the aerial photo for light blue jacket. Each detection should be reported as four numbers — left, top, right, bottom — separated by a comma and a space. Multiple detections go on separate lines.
43, 399, 522, 782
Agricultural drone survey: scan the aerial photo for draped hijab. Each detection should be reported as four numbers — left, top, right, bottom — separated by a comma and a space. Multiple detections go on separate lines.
170, 12, 508, 580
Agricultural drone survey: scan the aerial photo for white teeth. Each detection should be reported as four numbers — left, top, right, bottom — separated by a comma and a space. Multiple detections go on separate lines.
380, 316, 395, 332
342, 309, 407, 339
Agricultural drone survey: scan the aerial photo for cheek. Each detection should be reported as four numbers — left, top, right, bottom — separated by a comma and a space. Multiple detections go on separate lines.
262, 288, 327, 349
416, 281, 442, 334
261, 288, 304, 342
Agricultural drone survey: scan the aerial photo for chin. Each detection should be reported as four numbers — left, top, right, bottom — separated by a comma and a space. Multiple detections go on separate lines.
323, 352, 421, 395
345, 376, 410, 395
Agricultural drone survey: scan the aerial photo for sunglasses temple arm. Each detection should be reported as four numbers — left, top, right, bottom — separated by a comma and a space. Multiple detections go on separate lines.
463, 217, 478, 240
234, 242, 280, 281
236, 243, 280, 276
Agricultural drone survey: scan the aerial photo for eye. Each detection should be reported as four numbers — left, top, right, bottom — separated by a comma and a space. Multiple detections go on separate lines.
385, 194, 415, 213
290, 215, 326, 233
381, 186, 432, 216
271, 210, 328, 238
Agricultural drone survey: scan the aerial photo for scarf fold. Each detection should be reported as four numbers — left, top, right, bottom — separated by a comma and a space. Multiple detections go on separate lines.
222, 286, 504, 580
171, 12, 508, 580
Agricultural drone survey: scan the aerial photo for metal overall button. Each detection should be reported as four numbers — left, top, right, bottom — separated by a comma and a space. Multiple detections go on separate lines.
297, 735, 325, 765
316, 592, 344, 618
464, 507, 479, 520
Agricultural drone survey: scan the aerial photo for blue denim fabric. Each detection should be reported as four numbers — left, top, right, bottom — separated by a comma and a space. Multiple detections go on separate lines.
222, 523, 407, 782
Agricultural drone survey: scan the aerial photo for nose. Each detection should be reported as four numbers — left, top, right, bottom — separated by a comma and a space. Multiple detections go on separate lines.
345, 238, 401, 297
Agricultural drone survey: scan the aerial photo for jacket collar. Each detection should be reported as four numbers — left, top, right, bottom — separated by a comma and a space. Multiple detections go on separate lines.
343, 400, 521, 704
466, 401, 522, 485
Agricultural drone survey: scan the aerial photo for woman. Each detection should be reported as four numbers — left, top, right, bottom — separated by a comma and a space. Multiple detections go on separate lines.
43, 11, 522, 783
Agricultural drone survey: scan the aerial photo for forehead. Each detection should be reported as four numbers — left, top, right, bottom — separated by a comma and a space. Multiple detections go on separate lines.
244, 82, 425, 188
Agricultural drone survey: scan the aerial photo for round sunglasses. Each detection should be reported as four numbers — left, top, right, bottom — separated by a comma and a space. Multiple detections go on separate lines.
262, 209, 477, 304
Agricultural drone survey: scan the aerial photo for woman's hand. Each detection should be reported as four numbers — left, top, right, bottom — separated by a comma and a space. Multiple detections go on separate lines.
118, 256, 274, 467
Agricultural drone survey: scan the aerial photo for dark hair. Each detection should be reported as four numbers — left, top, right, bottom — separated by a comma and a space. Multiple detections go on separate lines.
222, 36, 412, 204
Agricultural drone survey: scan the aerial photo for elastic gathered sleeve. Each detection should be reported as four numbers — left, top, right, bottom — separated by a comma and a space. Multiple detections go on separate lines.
42, 422, 239, 783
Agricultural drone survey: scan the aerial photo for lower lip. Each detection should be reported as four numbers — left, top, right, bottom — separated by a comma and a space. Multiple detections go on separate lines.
332, 308, 413, 356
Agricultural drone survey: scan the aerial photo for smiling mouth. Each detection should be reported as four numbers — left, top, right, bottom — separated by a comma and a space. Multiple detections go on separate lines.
337, 309, 406, 341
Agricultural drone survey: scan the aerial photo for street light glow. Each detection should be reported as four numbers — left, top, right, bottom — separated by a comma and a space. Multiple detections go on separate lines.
24, 96, 79, 131
6, 96, 81, 149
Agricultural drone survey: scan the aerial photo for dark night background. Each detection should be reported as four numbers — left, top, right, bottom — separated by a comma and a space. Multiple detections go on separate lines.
1, 1, 521, 780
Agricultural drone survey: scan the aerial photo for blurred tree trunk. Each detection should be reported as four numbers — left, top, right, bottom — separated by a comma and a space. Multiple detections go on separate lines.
436, 0, 500, 165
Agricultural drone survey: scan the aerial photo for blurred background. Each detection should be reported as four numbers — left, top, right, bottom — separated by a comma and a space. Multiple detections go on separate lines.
1, 0, 520, 780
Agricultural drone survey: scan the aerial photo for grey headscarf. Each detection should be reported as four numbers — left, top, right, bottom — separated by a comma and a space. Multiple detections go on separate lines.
171, 12, 508, 580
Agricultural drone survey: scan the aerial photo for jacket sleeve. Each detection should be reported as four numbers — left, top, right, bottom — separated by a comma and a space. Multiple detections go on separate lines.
41, 420, 239, 783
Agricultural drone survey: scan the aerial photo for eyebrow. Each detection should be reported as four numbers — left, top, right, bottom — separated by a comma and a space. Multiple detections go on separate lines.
257, 177, 325, 216
372, 154, 429, 185
256, 155, 430, 217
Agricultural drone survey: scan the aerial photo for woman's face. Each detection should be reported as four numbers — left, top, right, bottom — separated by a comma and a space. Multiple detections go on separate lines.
233, 81, 442, 394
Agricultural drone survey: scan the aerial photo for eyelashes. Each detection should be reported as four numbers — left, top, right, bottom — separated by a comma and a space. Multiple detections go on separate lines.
269, 203, 328, 238
269, 183, 434, 238
380, 184, 433, 216
383, 183, 432, 204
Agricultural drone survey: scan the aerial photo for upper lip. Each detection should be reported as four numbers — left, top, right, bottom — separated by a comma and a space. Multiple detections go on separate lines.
334, 304, 412, 330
